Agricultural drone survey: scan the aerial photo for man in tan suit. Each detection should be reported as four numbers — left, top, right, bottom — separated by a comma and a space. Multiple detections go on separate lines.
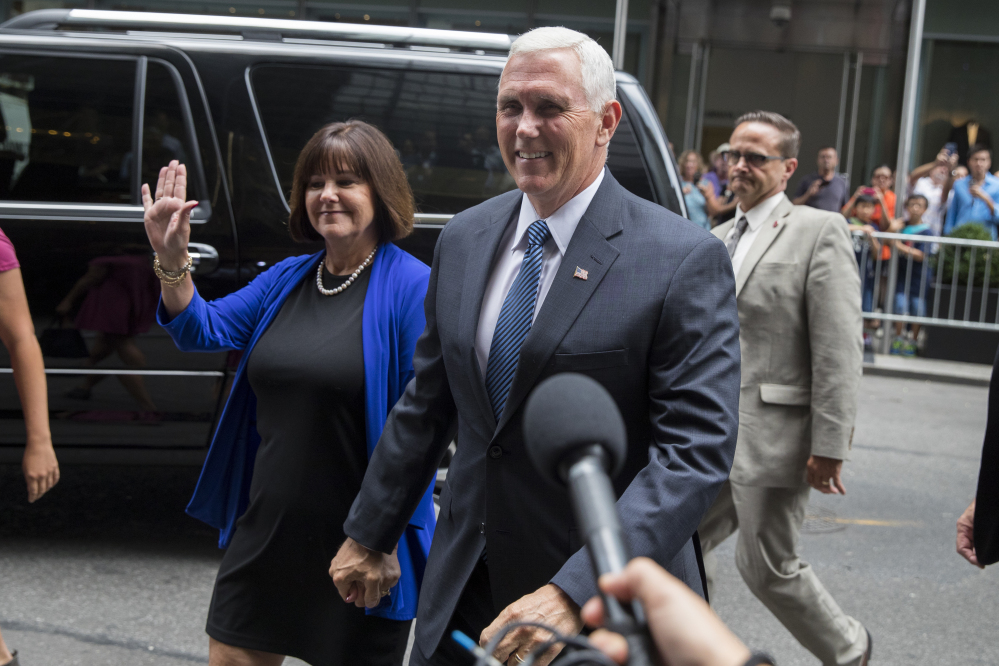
699, 110, 872, 666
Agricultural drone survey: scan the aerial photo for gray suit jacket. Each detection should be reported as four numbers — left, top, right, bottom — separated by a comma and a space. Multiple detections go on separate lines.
712, 194, 862, 487
345, 172, 741, 659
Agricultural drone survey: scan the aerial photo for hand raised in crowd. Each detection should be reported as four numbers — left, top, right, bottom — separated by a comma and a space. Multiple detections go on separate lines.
696, 180, 714, 197
582, 557, 754, 666
141, 160, 198, 271
807, 455, 846, 494
957, 500, 983, 568
480, 584, 583, 666
329, 538, 402, 609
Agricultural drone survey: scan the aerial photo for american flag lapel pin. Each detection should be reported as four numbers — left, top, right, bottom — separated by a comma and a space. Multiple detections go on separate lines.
573, 266, 589, 280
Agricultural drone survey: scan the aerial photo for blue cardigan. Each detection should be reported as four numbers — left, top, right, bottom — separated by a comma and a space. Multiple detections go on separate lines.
157, 243, 435, 621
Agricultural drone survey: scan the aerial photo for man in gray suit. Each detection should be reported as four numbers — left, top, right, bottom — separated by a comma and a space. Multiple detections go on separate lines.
700, 111, 871, 666
329, 27, 741, 666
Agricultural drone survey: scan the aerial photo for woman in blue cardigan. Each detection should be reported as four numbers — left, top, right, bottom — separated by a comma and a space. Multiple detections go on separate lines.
142, 121, 435, 666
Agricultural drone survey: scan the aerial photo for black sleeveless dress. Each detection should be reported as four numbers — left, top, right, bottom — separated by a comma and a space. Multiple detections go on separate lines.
205, 263, 411, 666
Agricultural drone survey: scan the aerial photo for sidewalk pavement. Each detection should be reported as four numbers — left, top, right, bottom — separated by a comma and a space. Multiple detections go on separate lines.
863, 353, 992, 386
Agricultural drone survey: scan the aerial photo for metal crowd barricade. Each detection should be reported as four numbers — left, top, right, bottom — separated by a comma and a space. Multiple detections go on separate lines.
850, 229, 999, 354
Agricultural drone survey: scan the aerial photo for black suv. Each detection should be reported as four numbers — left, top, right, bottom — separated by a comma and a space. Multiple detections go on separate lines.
0, 9, 686, 465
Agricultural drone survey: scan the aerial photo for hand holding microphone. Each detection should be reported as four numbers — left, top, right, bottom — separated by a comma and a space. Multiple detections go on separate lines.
582, 557, 756, 666
523, 373, 656, 666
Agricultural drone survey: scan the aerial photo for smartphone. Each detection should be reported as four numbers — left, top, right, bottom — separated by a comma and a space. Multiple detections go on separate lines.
862, 187, 876, 196
944, 142, 958, 156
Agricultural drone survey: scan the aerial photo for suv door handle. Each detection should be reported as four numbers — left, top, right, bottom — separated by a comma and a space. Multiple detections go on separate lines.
188, 243, 219, 275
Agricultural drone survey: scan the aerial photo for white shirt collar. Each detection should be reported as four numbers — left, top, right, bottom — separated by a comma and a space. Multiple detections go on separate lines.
734, 191, 786, 231
514, 168, 606, 255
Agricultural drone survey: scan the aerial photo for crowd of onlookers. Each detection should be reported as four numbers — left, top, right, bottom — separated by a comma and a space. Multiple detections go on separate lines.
679, 139, 999, 358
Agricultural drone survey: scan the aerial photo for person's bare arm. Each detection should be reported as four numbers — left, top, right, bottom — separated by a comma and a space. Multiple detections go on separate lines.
698, 181, 728, 218
142, 161, 197, 318
842, 186, 865, 217
0, 268, 58, 502
909, 150, 952, 185
792, 178, 823, 206
894, 239, 925, 262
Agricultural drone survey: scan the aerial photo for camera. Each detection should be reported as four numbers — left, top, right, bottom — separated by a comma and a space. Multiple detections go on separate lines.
770, 3, 791, 28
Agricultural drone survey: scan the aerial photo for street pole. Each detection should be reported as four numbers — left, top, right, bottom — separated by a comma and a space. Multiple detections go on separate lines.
894, 0, 926, 219
613, 0, 629, 70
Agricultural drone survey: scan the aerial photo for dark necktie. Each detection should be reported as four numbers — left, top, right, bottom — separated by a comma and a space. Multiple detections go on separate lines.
485, 219, 551, 422
725, 216, 749, 258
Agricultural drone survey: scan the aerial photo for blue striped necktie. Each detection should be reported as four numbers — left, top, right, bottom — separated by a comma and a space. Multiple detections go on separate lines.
485, 219, 551, 422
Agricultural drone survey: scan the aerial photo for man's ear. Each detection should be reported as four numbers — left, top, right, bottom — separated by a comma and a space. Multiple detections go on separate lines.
596, 100, 623, 148
783, 157, 799, 183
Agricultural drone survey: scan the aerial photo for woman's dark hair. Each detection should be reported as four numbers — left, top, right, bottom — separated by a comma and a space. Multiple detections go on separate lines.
288, 120, 414, 243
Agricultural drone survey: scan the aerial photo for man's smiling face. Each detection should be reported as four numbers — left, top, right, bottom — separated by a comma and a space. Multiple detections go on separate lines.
496, 49, 608, 213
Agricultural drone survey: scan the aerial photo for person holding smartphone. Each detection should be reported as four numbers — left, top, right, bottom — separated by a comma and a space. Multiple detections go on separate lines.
791, 146, 849, 212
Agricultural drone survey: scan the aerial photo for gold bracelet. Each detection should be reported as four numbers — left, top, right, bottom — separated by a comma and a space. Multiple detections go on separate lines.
153, 254, 193, 287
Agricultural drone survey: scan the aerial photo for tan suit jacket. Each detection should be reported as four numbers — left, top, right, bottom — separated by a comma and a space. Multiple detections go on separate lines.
713, 194, 862, 487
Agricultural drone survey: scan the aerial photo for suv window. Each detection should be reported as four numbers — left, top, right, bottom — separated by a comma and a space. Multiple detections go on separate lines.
0, 53, 134, 204
251, 64, 656, 214
138, 61, 194, 197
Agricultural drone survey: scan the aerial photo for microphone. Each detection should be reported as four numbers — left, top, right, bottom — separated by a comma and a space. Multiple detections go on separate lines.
523, 373, 656, 666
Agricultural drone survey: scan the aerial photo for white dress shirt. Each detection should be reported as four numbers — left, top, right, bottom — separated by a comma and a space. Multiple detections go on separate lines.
726, 191, 785, 276
474, 168, 605, 375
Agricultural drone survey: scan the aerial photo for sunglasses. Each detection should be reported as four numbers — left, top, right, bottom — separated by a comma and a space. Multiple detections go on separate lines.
723, 150, 786, 168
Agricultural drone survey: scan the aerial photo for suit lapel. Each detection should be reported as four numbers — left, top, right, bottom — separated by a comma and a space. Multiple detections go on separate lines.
735, 195, 793, 297
493, 175, 623, 437
457, 197, 520, 432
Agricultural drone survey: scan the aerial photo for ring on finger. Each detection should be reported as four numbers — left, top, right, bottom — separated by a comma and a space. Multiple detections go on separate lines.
514, 654, 525, 664
821, 479, 831, 486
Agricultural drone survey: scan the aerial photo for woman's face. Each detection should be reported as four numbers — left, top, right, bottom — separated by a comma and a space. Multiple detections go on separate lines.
305, 171, 377, 246
682, 155, 699, 180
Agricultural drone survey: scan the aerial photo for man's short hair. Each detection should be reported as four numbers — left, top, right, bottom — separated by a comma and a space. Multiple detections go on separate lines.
856, 194, 877, 206
508, 27, 616, 114
906, 194, 928, 207
733, 110, 801, 159
968, 143, 992, 159
817, 146, 837, 154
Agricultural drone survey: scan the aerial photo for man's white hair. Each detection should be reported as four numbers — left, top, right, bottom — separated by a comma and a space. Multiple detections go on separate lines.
508, 27, 616, 113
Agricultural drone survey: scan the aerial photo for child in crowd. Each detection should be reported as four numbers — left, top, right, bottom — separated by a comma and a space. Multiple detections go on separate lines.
891, 195, 932, 356
848, 194, 881, 316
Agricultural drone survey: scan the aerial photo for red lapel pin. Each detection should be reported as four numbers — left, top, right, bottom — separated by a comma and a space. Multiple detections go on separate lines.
773, 220, 779, 228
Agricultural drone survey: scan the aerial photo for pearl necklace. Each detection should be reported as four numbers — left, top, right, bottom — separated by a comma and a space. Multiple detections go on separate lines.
316, 246, 377, 296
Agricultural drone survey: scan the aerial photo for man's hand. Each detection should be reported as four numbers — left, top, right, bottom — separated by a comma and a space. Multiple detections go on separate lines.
957, 500, 983, 568
582, 557, 753, 666
806, 455, 846, 495
329, 537, 401, 608
480, 583, 582, 666
970, 185, 996, 214
805, 178, 823, 198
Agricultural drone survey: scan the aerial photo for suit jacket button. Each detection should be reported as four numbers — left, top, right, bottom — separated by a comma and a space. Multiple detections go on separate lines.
488, 445, 503, 459
479, 522, 486, 534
